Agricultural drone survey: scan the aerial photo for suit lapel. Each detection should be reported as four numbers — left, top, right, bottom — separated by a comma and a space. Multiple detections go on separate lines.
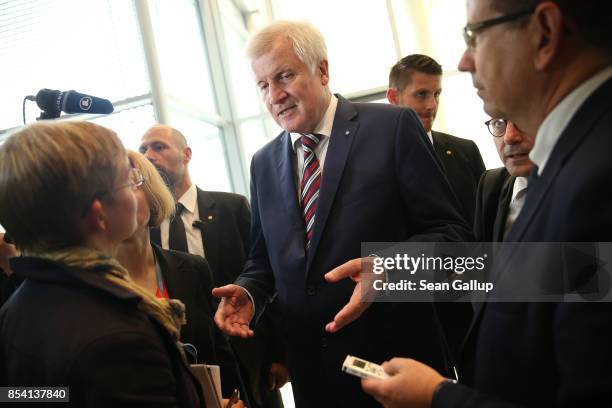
462, 77, 612, 363
150, 227, 161, 246
506, 77, 612, 243
493, 176, 515, 241
306, 96, 359, 274
276, 132, 301, 214
431, 132, 449, 173
197, 189, 220, 274
275, 132, 305, 238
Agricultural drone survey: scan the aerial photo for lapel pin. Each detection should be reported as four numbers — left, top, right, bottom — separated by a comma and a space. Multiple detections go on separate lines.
446, 150, 452, 155
208, 215, 213, 221
345, 130, 350, 135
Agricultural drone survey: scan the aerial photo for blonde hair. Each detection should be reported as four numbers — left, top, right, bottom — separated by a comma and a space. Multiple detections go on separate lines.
0, 121, 125, 252
127, 150, 175, 228
245, 20, 328, 74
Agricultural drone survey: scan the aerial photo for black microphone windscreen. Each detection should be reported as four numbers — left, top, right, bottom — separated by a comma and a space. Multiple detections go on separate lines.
62, 90, 114, 114
35, 88, 62, 117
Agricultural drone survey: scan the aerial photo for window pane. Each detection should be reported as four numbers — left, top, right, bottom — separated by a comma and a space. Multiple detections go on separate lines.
429, 0, 468, 72
240, 117, 275, 167
168, 111, 232, 192
0, 0, 149, 130
149, 0, 217, 114
219, 1, 264, 119
441, 73, 501, 169
270, 0, 397, 94
89, 104, 157, 151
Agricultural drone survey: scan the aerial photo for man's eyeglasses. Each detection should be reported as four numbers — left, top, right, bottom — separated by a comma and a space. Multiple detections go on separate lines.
463, 7, 536, 48
485, 118, 507, 137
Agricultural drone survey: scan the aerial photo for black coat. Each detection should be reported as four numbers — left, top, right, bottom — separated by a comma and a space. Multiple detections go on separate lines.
435, 78, 612, 407
152, 243, 244, 398
432, 131, 486, 226
430, 132, 485, 363
473, 167, 514, 242
0, 256, 203, 408
152, 189, 285, 408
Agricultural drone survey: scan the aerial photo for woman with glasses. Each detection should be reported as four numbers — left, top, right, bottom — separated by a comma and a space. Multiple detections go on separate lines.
117, 150, 245, 407
0, 122, 203, 407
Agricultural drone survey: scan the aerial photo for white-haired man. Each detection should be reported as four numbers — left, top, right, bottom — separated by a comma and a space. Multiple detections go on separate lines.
213, 20, 471, 407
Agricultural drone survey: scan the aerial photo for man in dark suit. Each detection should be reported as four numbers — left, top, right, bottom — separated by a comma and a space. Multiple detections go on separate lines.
388, 54, 485, 363
358, 1, 612, 407
212, 21, 472, 408
387, 54, 485, 226
474, 119, 534, 242
139, 125, 287, 408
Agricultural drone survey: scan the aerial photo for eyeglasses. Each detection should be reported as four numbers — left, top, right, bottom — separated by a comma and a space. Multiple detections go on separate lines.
485, 118, 508, 137
81, 167, 145, 216
463, 7, 536, 48
104, 167, 145, 195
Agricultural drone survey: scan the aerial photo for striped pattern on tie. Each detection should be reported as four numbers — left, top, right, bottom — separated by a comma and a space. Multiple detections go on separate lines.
300, 133, 322, 249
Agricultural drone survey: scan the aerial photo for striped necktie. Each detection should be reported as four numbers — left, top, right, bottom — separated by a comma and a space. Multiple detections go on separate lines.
300, 133, 322, 249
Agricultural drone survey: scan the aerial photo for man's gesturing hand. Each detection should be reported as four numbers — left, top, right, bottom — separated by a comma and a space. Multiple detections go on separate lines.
212, 284, 255, 338
324, 257, 376, 333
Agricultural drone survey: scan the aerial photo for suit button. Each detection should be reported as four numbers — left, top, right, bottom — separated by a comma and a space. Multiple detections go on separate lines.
321, 336, 328, 348
306, 285, 316, 296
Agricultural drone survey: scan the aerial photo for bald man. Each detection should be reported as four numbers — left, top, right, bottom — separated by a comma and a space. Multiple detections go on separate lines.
139, 125, 287, 408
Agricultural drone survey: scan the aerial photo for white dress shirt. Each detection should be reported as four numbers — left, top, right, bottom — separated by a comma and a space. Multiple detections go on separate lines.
504, 176, 529, 236
290, 94, 338, 187
531, 65, 612, 175
160, 183, 206, 258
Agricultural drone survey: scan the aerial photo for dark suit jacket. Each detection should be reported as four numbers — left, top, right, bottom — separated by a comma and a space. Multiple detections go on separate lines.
152, 190, 285, 408
0, 269, 20, 307
431, 132, 485, 364
237, 95, 472, 407
432, 131, 486, 226
152, 189, 251, 287
152, 244, 243, 398
0, 257, 203, 408
473, 167, 515, 242
435, 77, 612, 407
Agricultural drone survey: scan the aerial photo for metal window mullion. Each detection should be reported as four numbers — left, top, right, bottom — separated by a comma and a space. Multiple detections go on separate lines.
385, 0, 403, 61
133, 0, 168, 124
197, 0, 248, 196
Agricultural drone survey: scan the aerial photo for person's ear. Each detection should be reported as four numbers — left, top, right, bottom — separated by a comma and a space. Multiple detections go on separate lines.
386, 88, 398, 105
318, 60, 330, 86
82, 199, 107, 233
183, 146, 192, 164
531, 2, 565, 71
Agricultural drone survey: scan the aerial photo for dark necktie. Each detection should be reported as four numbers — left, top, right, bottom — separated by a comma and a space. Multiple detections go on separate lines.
527, 164, 539, 188
300, 133, 322, 250
169, 202, 188, 252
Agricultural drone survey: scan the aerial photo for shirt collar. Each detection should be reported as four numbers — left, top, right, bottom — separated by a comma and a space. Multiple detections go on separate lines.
176, 183, 198, 214
530, 65, 612, 174
512, 176, 529, 200
291, 94, 338, 151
